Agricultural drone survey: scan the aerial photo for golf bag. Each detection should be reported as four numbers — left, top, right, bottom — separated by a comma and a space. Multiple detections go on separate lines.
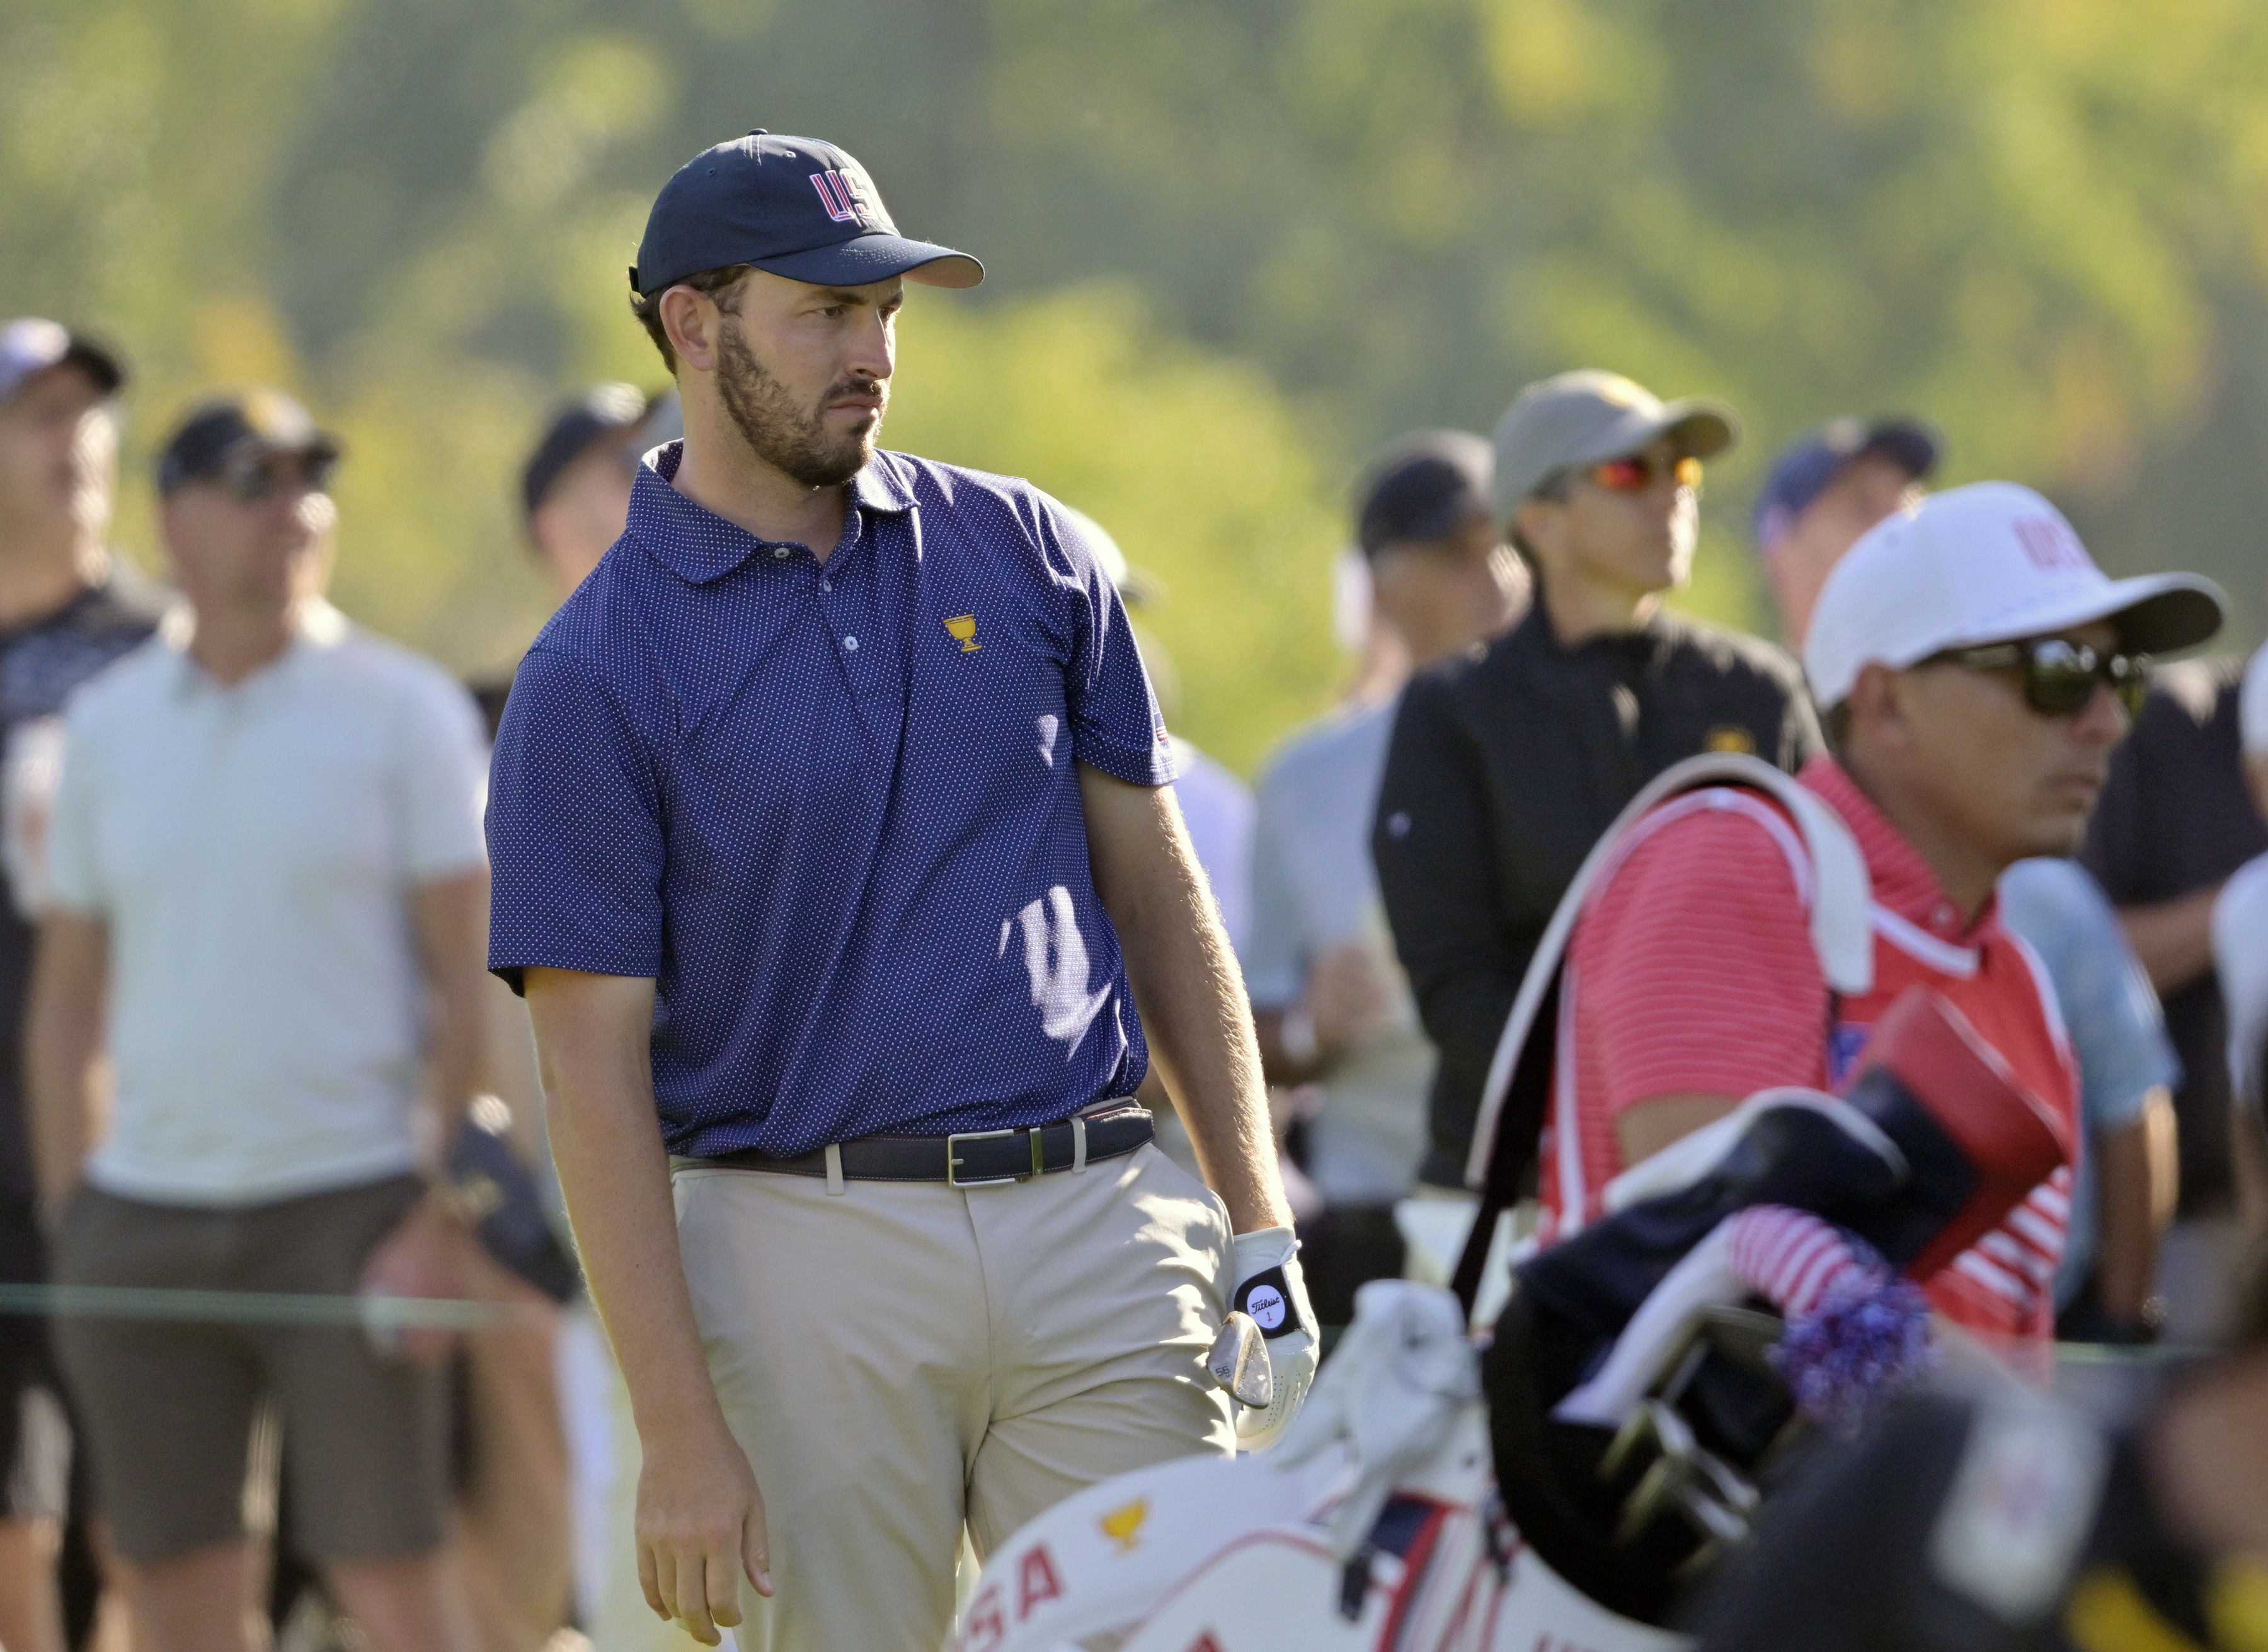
965, 984, 2069, 1652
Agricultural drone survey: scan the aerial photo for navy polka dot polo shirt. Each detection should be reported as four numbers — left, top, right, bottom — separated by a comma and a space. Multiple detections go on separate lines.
486, 441, 1177, 1160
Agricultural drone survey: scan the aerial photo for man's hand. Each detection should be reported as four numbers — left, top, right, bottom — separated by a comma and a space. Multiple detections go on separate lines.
357, 1195, 479, 1363
1307, 938, 1394, 1057
1226, 1225, 1320, 1450
636, 1417, 773, 1646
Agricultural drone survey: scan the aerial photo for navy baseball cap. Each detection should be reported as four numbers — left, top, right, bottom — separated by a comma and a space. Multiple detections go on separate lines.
632, 131, 982, 299
156, 391, 340, 495
0, 318, 124, 403
522, 383, 650, 518
1753, 416, 1940, 555
1355, 431, 1493, 554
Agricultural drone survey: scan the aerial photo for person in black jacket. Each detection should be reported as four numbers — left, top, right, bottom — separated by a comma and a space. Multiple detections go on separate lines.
1372, 369, 1821, 1192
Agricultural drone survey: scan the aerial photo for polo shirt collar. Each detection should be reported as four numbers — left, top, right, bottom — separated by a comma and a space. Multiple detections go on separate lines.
1801, 754, 1988, 943
629, 440, 917, 587
163, 597, 349, 699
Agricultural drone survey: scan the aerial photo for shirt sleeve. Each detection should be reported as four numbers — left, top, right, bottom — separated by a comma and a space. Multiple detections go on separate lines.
1240, 760, 1307, 1009
1372, 672, 1530, 1185
1040, 498, 1175, 787
44, 710, 104, 917
485, 645, 667, 994
1998, 859, 2178, 1132
1573, 801, 1831, 1116
392, 667, 490, 883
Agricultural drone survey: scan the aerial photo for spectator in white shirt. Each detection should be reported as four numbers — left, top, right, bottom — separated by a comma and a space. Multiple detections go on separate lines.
25, 392, 488, 1652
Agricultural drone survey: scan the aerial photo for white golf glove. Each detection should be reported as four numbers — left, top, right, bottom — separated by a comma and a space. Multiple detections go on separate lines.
1225, 1225, 1319, 1452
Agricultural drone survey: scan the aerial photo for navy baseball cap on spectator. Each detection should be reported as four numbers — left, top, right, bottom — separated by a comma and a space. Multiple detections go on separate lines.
1753, 416, 1940, 556
522, 383, 650, 518
1356, 431, 1493, 554
156, 391, 340, 495
0, 318, 124, 403
633, 131, 983, 299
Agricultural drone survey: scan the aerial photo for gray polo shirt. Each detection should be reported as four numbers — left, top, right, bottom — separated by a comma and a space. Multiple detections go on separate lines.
1242, 697, 1434, 1205
49, 602, 487, 1205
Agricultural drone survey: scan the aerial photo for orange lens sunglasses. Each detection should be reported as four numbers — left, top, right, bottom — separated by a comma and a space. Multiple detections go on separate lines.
1586, 452, 1703, 493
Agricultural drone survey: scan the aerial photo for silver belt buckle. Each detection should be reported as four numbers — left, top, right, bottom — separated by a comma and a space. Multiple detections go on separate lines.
946, 1127, 1029, 1188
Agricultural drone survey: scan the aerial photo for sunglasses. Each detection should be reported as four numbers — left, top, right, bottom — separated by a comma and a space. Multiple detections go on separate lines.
1585, 452, 1703, 493
220, 448, 338, 503
1932, 637, 2150, 719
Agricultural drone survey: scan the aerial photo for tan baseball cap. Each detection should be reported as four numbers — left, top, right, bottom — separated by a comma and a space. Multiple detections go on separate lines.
1489, 369, 1739, 528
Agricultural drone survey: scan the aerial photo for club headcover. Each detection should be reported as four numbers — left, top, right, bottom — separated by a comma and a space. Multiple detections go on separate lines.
1836, 987, 2069, 1280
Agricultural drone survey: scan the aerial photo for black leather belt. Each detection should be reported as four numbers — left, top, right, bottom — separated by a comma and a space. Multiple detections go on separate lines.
679, 1103, 1153, 1186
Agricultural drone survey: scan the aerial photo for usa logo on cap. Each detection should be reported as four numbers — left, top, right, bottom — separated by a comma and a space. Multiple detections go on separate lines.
810, 168, 873, 227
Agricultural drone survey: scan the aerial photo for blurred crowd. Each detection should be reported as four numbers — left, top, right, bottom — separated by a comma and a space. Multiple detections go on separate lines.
0, 304, 2262, 1652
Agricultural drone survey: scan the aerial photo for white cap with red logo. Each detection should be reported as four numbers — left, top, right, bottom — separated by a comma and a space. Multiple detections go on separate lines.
1804, 481, 2225, 710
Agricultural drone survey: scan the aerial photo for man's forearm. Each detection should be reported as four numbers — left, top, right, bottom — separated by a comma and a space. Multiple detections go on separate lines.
24, 915, 108, 1220
2095, 1098, 2174, 1323
411, 871, 490, 1141
525, 972, 733, 1445
1080, 766, 1290, 1232
2118, 888, 2221, 997
551, 1089, 721, 1441
1128, 915, 1289, 1232
427, 982, 484, 1144
25, 1011, 100, 1219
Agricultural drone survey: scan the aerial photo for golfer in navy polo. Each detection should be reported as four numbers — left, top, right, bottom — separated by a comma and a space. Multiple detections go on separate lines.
486, 133, 1312, 1651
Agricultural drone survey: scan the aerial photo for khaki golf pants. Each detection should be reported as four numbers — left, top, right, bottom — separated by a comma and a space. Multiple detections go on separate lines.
671, 1137, 1237, 1651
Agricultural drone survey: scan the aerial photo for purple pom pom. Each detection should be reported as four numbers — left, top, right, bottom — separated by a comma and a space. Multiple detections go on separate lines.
1770, 1276, 1935, 1433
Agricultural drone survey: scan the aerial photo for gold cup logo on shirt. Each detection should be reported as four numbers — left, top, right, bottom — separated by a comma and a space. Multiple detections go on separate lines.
944, 614, 982, 653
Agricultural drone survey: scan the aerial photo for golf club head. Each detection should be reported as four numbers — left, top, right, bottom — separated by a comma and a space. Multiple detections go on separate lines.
1208, 1310, 1274, 1409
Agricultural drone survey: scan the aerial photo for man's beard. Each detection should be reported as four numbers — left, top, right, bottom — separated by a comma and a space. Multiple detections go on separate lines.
715, 318, 882, 489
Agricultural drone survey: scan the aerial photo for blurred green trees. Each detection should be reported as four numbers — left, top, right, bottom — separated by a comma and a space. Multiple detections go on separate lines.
4, 0, 2265, 772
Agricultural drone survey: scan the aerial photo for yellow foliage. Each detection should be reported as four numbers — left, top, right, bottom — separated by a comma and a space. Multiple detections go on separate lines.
192, 295, 301, 392
883, 287, 1348, 776
1479, 0, 1605, 129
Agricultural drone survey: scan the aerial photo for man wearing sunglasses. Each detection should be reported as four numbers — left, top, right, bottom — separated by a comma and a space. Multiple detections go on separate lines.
1754, 418, 2182, 1346
1530, 482, 2224, 1346
28, 392, 491, 1650
1373, 369, 1820, 1196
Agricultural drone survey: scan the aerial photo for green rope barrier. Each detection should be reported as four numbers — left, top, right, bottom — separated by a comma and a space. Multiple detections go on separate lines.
0, 1281, 542, 1329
